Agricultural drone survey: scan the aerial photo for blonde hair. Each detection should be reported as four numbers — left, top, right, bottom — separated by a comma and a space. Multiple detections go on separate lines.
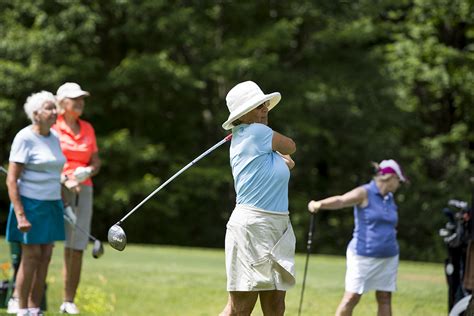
24, 91, 56, 123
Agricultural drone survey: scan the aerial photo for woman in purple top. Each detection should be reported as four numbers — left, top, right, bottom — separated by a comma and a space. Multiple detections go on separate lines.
307, 159, 406, 316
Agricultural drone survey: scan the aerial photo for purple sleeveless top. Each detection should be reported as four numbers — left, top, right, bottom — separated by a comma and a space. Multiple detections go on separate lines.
348, 180, 399, 257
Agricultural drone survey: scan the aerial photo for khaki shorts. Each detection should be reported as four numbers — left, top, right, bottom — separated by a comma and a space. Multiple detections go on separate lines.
225, 205, 296, 291
62, 185, 93, 250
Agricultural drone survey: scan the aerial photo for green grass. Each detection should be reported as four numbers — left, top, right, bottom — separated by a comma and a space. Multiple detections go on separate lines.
0, 238, 446, 315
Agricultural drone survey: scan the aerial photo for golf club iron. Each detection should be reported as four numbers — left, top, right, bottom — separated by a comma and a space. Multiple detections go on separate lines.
63, 212, 104, 259
108, 134, 232, 251
1, 165, 104, 258
298, 213, 316, 316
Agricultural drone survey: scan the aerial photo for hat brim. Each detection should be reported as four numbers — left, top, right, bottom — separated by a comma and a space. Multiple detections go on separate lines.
57, 91, 90, 101
222, 92, 281, 130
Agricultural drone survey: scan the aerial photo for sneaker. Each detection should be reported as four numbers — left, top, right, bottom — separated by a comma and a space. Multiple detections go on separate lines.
60, 302, 80, 314
28, 307, 44, 316
16, 308, 29, 316
6, 297, 19, 314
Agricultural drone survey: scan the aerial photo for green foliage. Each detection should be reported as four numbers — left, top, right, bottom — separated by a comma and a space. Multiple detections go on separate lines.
0, 0, 473, 262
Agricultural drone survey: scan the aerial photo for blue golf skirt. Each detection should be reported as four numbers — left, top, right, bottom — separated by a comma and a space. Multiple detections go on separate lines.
6, 196, 65, 244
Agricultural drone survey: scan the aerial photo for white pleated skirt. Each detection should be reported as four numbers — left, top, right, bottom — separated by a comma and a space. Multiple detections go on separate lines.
345, 248, 398, 294
225, 205, 296, 291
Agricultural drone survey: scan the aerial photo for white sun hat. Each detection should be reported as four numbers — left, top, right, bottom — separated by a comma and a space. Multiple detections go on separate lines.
56, 82, 90, 101
222, 81, 281, 130
379, 159, 407, 182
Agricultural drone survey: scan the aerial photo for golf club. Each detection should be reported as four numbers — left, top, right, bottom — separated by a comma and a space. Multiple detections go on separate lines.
108, 133, 232, 251
63, 212, 104, 259
298, 213, 316, 316
68, 188, 104, 259
1, 164, 104, 258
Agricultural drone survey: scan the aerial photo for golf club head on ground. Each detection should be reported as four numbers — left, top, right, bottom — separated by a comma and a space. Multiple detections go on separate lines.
108, 224, 127, 251
92, 239, 104, 258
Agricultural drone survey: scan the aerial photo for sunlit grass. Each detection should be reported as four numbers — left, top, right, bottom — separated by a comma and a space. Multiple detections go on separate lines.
0, 238, 446, 315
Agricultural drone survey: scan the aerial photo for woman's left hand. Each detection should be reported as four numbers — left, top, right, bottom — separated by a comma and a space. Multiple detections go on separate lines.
276, 152, 295, 170
308, 200, 321, 213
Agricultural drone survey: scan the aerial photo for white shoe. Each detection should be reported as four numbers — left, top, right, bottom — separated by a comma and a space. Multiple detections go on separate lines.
6, 297, 19, 314
16, 308, 29, 316
28, 307, 43, 316
59, 302, 80, 314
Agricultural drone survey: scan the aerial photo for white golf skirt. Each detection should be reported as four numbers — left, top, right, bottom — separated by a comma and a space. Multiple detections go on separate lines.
225, 205, 296, 291
345, 248, 398, 294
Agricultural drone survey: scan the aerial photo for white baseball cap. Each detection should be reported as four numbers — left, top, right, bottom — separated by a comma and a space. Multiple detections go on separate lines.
222, 81, 281, 130
379, 159, 407, 182
56, 82, 90, 101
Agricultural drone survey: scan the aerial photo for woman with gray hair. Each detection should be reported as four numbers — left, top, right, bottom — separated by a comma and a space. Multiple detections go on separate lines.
6, 91, 66, 316
307, 159, 407, 316
220, 81, 296, 316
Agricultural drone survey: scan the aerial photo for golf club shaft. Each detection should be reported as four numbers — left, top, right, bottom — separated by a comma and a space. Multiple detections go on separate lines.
64, 215, 97, 241
298, 213, 315, 316
0, 166, 7, 175
116, 134, 232, 224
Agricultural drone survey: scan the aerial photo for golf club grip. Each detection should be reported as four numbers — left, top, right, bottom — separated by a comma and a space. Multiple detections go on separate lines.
118, 134, 232, 223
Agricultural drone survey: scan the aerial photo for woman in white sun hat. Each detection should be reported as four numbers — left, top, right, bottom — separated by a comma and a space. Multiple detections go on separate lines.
52, 82, 101, 315
220, 81, 296, 316
308, 159, 407, 316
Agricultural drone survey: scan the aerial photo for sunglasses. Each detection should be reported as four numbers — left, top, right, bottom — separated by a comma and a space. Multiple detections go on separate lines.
256, 101, 270, 110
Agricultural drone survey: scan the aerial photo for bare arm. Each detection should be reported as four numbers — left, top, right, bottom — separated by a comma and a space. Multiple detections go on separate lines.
88, 151, 101, 176
6, 162, 31, 232
272, 131, 296, 155
308, 186, 368, 213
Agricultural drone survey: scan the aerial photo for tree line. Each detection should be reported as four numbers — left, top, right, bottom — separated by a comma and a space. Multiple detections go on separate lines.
0, 0, 472, 262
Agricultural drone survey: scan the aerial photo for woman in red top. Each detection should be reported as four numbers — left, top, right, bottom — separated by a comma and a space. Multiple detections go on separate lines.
52, 82, 101, 314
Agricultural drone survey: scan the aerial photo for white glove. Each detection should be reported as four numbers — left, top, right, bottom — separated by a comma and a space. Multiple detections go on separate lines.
63, 206, 77, 225
73, 166, 93, 182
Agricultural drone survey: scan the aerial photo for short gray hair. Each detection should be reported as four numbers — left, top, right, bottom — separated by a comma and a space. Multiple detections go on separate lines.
24, 91, 56, 122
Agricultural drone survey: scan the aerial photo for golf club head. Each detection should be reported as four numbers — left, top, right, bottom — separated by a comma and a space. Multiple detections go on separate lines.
108, 224, 127, 251
92, 239, 104, 259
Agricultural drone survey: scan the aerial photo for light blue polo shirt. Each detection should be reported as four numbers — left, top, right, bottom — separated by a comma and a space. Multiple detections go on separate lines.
348, 180, 399, 257
230, 123, 290, 213
9, 126, 66, 200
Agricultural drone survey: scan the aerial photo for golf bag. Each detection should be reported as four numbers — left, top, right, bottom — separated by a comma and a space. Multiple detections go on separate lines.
440, 199, 473, 316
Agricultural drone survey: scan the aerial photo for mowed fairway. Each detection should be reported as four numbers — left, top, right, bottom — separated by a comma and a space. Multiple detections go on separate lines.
0, 238, 446, 315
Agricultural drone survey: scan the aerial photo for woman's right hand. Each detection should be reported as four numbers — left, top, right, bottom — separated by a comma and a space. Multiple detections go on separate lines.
64, 178, 81, 193
16, 214, 32, 232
